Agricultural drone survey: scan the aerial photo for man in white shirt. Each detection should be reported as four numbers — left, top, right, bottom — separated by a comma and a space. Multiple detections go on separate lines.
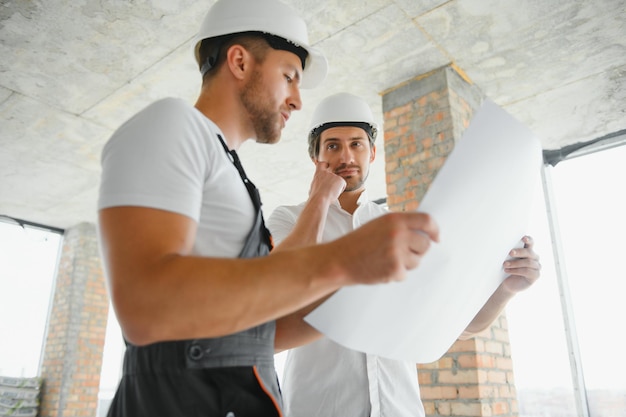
267, 92, 541, 416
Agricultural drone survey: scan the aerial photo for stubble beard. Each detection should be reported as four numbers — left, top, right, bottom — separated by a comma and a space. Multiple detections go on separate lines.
240, 69, 282, 145
339, 166, 369, 192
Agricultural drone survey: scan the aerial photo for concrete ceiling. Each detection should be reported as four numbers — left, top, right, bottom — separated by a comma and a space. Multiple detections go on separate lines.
1, 0, 625, 230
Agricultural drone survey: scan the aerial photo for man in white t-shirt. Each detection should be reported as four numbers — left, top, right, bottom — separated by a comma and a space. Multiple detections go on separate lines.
267, 93, 541, 417
97, 1, 441, 416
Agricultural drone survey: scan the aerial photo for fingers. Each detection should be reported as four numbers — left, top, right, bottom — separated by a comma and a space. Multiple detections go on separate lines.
383, 212, 439, 275
504, 257, 541, 277
315, 160, 331, 172
508, 235, 540, 262
407, 212, 440, 243
336, 212, 439, 286
522, 235, 534, 249
502, 235, 542, 293
402, 213, 439, 271
403, 236, 431, 271
309, 161, 346, 199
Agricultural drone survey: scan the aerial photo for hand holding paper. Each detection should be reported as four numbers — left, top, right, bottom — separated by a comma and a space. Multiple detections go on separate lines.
305, 100, 543, 363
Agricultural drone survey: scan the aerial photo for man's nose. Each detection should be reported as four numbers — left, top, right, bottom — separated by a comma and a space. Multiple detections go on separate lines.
343, 145, 356, 161
288, 86, 302, 111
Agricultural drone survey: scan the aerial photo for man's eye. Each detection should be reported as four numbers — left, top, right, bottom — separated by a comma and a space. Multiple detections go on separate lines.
285, 74, 293, 83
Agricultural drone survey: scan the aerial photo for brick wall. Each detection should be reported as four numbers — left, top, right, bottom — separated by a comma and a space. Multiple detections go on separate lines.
382, 65, 518, 416
418, 315, 518, 416
39, 222, 108, 417
383, 65, 482, 211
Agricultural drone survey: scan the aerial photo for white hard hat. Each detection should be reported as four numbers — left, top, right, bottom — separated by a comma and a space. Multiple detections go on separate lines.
193, 0, 327, 89
309, 92, 379, 138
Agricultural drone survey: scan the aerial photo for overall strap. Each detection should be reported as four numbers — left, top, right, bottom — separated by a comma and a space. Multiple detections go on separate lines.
217, 134, 273, 254
217, 134, 262, 212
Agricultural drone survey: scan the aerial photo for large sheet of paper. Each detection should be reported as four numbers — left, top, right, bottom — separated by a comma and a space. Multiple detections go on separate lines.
305, 100, 542, 363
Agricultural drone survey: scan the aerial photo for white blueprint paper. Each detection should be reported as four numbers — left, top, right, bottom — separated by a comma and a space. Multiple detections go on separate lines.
305, 100, 543, 363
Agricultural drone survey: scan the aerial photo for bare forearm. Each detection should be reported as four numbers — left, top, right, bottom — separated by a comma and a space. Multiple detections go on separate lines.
269, 193, 337, 348
274, 293, 334, 352
460, 236, 542, 339
274, 161, 344, 251
272, 194, 333, 251
459, 284, 515, 339
109, 246, 345, 346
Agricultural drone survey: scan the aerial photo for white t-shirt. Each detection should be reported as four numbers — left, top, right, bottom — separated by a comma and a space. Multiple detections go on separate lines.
98, 97, 255, 258
267, 192, 425, 417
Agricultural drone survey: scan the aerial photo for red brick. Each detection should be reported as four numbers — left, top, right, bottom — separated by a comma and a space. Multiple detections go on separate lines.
458, 385, 480, 399
438, 369, 478, 384
450, 401, 483, 417
457, 353, 479, 368
420, 385, 459, 400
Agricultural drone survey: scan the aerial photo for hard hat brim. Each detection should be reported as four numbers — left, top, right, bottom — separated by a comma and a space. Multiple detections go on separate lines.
300, 46, 327, 89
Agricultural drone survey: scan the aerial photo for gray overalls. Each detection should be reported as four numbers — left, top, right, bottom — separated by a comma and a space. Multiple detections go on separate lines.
106, 135, 280, 417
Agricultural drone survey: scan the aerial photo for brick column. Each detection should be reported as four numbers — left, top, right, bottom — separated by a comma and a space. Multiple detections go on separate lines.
39, 222, 108, 417
417, 316, 517, 416
382, 65, 518, 416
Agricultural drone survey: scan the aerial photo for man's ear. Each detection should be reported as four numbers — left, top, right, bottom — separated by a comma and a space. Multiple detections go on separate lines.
225, 44, 250, 81
370, 145, 377, 163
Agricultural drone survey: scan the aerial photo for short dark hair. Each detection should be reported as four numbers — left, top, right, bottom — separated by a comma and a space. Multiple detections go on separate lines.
308, 122, 376, 159
198, 32, 308, 82
198, 33, 267, 82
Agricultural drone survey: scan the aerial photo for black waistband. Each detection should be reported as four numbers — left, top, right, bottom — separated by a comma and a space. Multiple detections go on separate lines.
123, 322, 276, 374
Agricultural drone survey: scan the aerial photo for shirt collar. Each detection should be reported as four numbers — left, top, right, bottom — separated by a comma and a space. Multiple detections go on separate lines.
331, 189, 370, 210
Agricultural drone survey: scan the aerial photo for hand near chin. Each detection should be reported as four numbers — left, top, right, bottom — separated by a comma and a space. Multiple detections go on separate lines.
309, 161, 346, 202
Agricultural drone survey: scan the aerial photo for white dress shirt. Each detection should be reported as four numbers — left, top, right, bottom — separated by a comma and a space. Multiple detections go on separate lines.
267, 192, 425, 417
